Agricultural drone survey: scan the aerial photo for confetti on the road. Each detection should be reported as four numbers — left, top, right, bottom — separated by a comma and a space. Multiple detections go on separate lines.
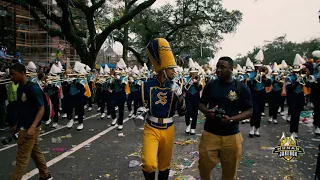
175, 139, 197, 146
51, 148, 67, 152
118, 133, 125, 137
129, 160, 140, 167
311, 138, 320, 142
51, 137, 62, 144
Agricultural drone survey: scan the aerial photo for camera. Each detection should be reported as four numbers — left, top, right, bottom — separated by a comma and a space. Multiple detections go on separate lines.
1, 133, 19, 145
213, 108, 225, 122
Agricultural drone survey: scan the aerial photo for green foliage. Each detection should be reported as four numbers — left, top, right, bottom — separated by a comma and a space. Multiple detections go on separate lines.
235, 35, 320, 66
115, 0, 243, 65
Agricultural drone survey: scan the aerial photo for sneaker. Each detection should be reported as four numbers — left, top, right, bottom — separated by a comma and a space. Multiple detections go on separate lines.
286, 116, 290, 122
245, 119, 250, 123
254, 128, 260, 137
261, 112, 265, 116
111, 118, 117, 126
58, 112, 60, 117
84, 105, 88, 109
314, 127, 320, 135
115, 106, 118, 111
185, 125, 191, 134
97, 107, 101, 112
190, 129, 195, 135
291, 132, 298, 139
107, 115, 111, 119
273, 119, 278, 124
242, 120, 246, 124
52, 123, 58, 128
265, 103, 268, 107
249, 126, 255, 138
129, 111, 134, 117
101, 113, 106, 119
117, 125, 123, 130
77, 123, 83, 131
268, 117, 273, 123
45, 119, 52, 126
62, 113, 67, 118
39, 174, 53, 180
67, 119, 74, 129
74, 115, 78, 119
88, 107, 92, 111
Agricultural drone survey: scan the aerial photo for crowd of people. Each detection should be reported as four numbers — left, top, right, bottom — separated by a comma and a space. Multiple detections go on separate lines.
0, 38, 319, 180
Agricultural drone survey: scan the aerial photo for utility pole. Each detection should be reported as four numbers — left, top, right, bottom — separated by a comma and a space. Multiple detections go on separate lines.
122, 0, 129, 63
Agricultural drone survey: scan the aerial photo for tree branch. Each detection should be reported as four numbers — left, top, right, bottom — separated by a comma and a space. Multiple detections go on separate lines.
91, 0, 105, 12
96, 0, 156, 51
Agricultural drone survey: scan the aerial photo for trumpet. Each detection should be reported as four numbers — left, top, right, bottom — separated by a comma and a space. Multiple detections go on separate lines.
296, 73, 306, 86
238, 75, 245, 82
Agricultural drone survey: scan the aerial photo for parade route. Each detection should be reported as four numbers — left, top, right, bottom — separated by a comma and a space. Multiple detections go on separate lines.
0, 107, 319, 180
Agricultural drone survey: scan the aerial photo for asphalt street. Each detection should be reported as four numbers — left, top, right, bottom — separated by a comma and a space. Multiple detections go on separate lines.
0, 105, 319, 180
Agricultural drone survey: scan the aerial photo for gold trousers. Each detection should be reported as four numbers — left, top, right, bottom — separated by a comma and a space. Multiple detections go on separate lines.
11, 126, 50, 180
198, 131, 243, 180
141, 123, 175, 173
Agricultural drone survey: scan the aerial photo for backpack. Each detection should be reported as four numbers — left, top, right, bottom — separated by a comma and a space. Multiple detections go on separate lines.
25, 81, 54, 122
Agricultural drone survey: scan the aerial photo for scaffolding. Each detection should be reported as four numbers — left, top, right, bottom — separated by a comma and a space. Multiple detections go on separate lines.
0, 0, 81, 65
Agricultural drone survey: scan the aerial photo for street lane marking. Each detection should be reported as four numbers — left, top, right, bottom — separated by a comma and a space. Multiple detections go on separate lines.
22, 117, 130, 180
0, 113, 100, 152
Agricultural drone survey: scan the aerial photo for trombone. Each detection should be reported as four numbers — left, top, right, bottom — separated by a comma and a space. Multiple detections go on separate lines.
184, 74, 200, 91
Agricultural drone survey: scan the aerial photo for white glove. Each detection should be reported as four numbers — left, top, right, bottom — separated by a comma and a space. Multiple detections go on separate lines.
172, 82, 182, 97
116, 75, 120, 80
136, 107, 149, 115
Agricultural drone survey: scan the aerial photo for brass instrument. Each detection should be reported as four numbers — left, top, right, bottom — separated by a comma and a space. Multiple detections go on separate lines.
296, 68, 310, 85
184, 74, 200, 91
308, 75, 318, 83
238, 75, 245, 82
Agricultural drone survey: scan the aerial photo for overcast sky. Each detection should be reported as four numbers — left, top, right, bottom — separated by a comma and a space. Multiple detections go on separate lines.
114, 0, 320, 64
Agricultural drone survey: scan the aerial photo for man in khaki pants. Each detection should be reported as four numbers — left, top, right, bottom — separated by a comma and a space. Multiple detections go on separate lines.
9, 63, 52, 180
198, 57, 253, 180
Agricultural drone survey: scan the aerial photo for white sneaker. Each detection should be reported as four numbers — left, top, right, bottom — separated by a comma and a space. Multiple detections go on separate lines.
249, 126, 255, 137
111, 118, 117, 126
77, 123, 83, 130
185, 125, 191, 133
84, 105, 88, 109
45, 119, 52, 126
190, 129, 195, 135
261, 112, 265, 116
129, 111, 134, 117
117, 125, 123, 130
52, 123, 58, 128
268, 117, 273, 123
280, 111, 285, 116
291, 132, 298, 139
97, 107, 101, 112
242, 120, 246, 124
286, 116, 290, 122
245, 119, 250, 123
107, 115, 111, 119
314, 127, 320, 135
273, 119, 278, 124
115, 106, 118, 111
255, 128, 260, 137
62, 113, 67, 118
88, 107, 92, 111
75, 115, 78, 119
101, 113, 106, 118
58, 112, 60, 117
265, 103, 268, 107
67, 119, 74, 128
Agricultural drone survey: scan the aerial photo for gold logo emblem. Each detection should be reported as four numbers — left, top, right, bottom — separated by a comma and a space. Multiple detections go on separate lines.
226, 90, 238, 101
155, 92, 167, 105
21, 93, 27, 102
272, 133, 305, 162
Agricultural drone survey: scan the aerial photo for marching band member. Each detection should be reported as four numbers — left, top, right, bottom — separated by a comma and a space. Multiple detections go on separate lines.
311, 51, 320, 135
278, 60, 288, 116
99, 65, 112, 119
66, 61, 88, 130
242, 58, 254, 124
44, 64, 62, 128
285, 54, 306, 138
247, 50, 271, 138
26, 61, 38, 83
127, 66, 142, 117
267, 62, 282, 124
110, 59, 128, 130
184, 59, 203, 135
141, 38, 186, 180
